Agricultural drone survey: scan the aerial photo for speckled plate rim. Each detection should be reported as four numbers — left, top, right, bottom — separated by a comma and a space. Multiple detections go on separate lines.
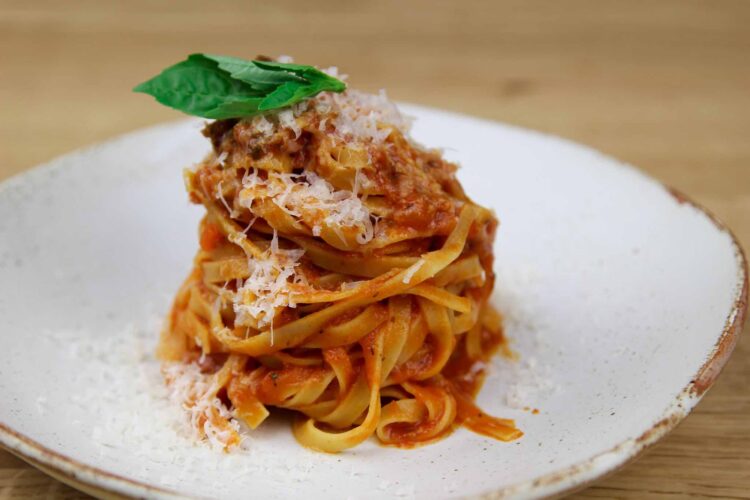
0, 109, 746, 500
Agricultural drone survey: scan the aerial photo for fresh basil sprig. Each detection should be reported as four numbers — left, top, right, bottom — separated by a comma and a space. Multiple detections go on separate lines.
133, 54, 346, 119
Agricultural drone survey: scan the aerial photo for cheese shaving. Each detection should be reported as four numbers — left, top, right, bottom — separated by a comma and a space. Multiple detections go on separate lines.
402, 259, 425, 284
216, 151, 228, 167
277, 109, 301, 139
252, 115, 274, 137
216, 181, 239, 218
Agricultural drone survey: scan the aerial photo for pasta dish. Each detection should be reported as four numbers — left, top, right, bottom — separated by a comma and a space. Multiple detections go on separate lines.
156, 72, 523, 452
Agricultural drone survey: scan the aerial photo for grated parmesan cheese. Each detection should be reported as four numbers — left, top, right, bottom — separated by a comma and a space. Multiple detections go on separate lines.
276, 109, 301, 139
162, 362, 240, 450
233, 230, 306, 329
244, 86, 410, 146
36, 396, 48, 416
232, 166, 377, 328
39, 315, 384, 495
252, 115, 274, 137
238, 170, 375, 245
317, 89, 411, 145
216, 151, 228, 167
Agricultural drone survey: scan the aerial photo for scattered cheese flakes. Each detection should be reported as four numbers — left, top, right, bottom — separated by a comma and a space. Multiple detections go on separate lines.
340, 280, 365, 291
36, 316, 350, 495
252, 115, 274, 137
233, 230, 306, 329
321, 66, 345, 80
162, 362, 240, 450
402, 259, 425, 284
36, 396, 48, 416
231, 165, 377, 330
502, 356, 557, 409
246, 86, 409, 145
216, 151, 228, 167
277, 109, 301, 139
487, 265, 559, 408
317, 89, 411, 144
238, 170, 375, 245
216, 180, 239, 218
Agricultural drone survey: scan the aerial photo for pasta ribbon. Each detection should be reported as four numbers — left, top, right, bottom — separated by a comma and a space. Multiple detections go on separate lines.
158, 87, 521, 452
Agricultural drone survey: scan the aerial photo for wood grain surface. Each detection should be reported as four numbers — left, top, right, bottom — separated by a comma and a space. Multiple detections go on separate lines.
1, 1, 748, 498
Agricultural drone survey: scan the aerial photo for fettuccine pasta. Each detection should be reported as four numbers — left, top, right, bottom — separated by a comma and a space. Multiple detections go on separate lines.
158, 85, 522, 452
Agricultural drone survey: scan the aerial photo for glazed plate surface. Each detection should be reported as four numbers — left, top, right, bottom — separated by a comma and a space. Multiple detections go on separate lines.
0, 105, 745, 499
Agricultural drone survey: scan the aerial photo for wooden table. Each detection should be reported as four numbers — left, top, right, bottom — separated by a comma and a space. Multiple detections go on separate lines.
1, 1, 748, 498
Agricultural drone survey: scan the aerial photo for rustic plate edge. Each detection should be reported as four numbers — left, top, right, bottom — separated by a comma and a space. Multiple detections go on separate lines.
473, 185, 748, 500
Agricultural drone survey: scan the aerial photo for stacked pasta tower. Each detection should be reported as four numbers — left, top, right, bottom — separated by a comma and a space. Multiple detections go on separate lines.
159, 88, 521, 452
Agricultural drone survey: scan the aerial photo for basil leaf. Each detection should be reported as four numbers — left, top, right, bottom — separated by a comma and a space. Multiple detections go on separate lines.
203, 54, 305, 92
259, 82, 317, 110
202, 97, 265, 119
133, 55, 263, 116
133, 53, 346, 118
254, 60, 346, 93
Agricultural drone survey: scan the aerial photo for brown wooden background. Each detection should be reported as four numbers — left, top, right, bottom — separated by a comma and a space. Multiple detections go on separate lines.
1, 1, 748, 498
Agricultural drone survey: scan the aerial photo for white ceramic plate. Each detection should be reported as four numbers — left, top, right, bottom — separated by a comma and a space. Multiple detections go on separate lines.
0, 105, 746, 500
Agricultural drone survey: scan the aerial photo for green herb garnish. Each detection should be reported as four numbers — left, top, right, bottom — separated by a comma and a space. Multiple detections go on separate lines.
133, 54, 346, 119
